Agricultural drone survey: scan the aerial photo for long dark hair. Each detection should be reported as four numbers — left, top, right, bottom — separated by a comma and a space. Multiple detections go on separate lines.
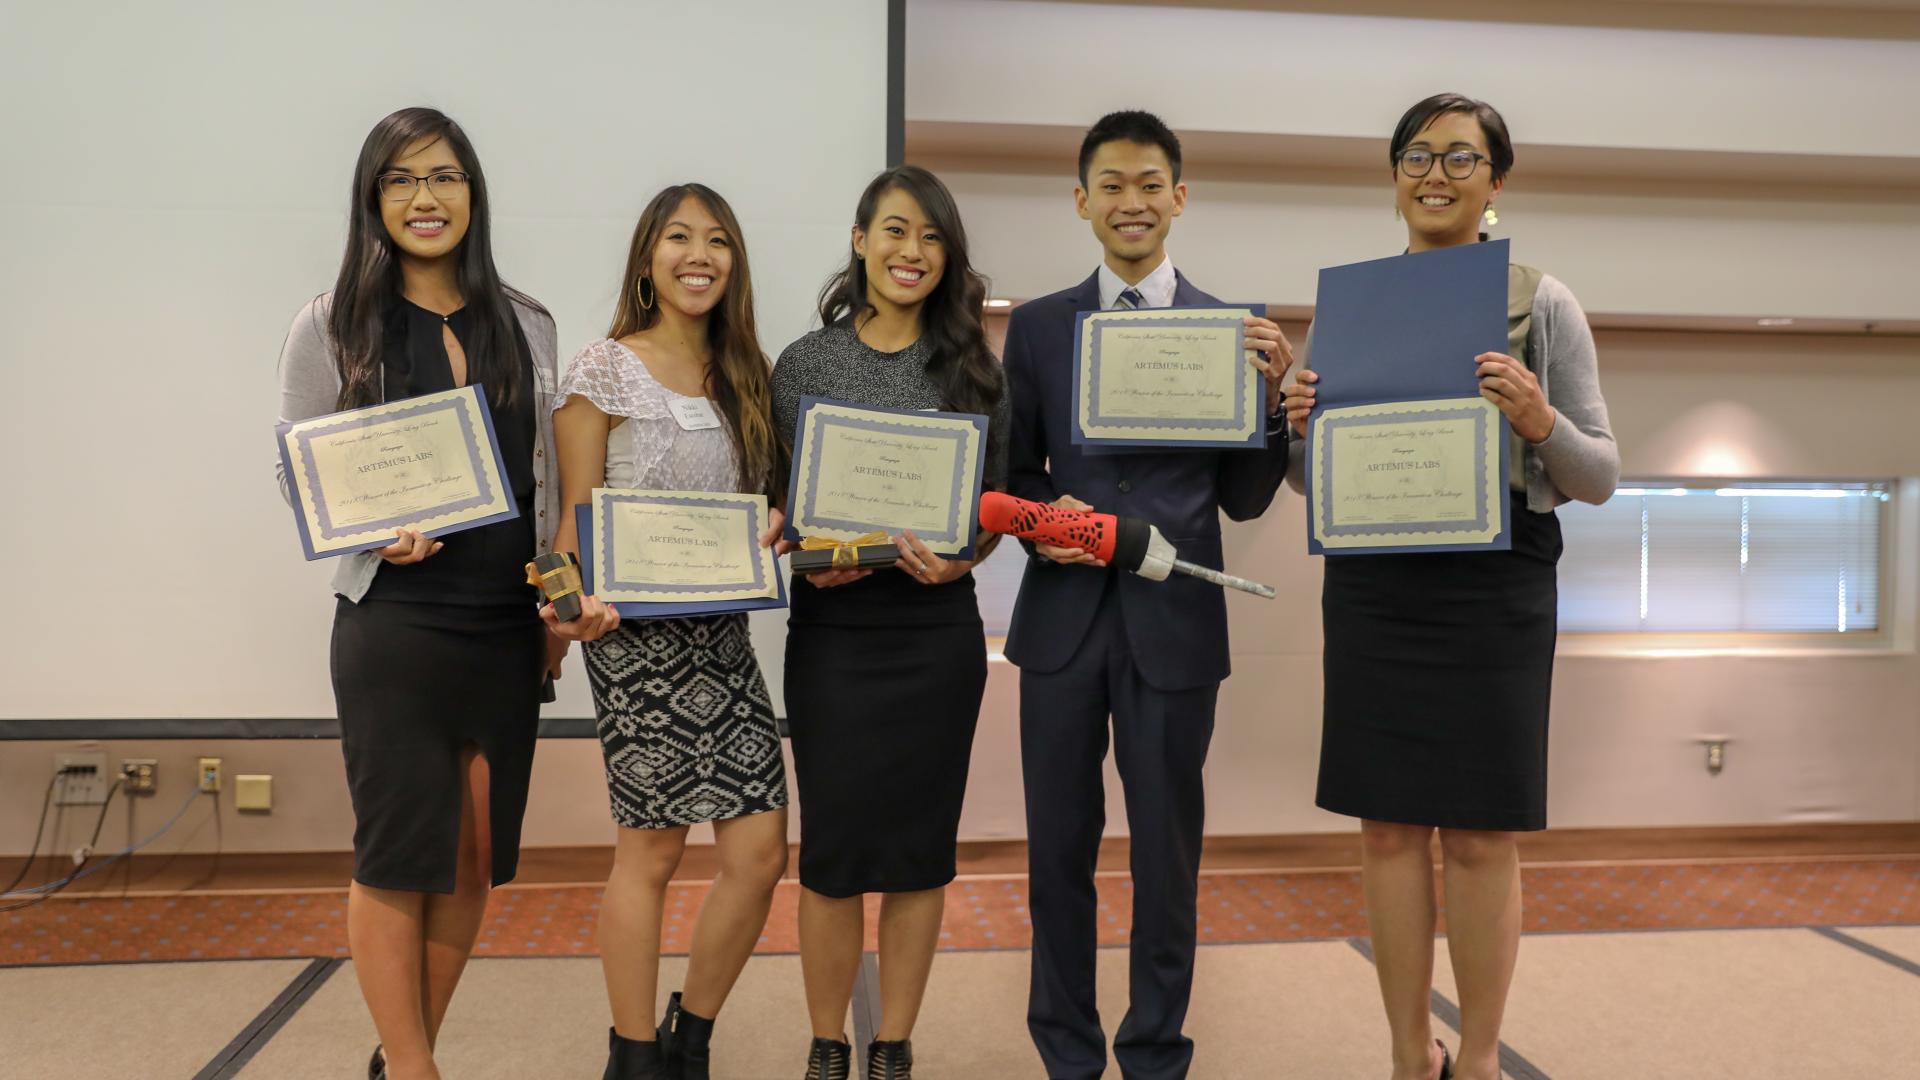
609, 184, 782, 499
816, 165, 1001, 418
328, 107, 542, 410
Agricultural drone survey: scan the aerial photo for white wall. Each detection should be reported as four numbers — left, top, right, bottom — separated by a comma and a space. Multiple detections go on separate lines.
925, 166, 1920, 324
906, 0, 1920, 323
908, 0, 1920, 160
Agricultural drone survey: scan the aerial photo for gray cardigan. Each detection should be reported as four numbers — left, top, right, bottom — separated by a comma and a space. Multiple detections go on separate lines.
274, 292, 561, 601
1286, 271, 1619, 511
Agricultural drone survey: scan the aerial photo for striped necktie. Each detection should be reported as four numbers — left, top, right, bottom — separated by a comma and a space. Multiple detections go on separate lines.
1115, 286, 1145, 311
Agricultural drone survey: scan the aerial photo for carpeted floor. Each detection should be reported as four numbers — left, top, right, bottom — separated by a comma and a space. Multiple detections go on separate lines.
2, 860, 1916, 1078
3, 927, 1916, 1078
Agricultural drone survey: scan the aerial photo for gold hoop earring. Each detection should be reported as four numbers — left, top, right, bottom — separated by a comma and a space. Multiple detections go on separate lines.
1483, 204, 1499, 227
636, 274, 656, 310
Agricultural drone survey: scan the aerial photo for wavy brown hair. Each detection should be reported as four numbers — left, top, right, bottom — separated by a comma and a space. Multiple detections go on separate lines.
609, 184, 781, 498
817, 166, 1001, 419
329, 107, 541, 411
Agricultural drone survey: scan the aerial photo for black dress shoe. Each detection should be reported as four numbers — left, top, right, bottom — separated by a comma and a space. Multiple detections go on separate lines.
804, 1036, 853, 1080
604, 1027, 669, 1080
657, 992, 714, 1080
865, 1039, 913, 1080
367, 1045, 385, 1080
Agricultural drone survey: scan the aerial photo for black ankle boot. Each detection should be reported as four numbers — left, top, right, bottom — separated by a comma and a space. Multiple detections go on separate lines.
603, 1027, 669, 1080
657, 992, 714, 1080
865, 1039, 913, 1080
803, 1036, 853, 1080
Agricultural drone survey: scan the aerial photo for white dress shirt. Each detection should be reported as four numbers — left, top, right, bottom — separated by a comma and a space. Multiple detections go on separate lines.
1097, 254, 1177, 310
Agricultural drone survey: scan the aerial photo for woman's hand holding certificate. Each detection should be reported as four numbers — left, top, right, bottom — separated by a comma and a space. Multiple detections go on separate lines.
1474, 351, 1556, 443
276, 386, 519, 560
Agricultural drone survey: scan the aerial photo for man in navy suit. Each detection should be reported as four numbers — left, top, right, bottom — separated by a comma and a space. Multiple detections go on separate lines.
1002, 111, 1295, 1080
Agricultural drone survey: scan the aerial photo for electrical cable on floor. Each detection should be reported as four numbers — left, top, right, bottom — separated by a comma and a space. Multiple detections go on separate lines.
0, 771, 64, 896
0, 779, 123, 912
1, 784, 205, 911
187, 789, 225, 892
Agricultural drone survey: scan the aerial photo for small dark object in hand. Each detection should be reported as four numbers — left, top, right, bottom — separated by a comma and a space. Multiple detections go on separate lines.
526, 552, 584, 621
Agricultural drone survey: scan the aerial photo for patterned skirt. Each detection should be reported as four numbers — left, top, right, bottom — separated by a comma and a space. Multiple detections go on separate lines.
584, 613, 788, 829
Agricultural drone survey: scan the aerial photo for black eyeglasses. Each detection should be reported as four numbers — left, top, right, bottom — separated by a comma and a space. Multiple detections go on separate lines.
1396, 149, 1490, 181
376, 171, 470, 202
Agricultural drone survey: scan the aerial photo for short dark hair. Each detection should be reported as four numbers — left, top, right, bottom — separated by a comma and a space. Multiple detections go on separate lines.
1078, 110, 1182, 187
1389, 93, 1514, 182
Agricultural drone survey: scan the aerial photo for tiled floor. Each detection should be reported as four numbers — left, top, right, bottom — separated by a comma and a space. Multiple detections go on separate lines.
5, 858, 1914, 965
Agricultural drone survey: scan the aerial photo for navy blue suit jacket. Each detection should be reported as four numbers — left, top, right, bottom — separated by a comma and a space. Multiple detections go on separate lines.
1001, 271, 1290, 691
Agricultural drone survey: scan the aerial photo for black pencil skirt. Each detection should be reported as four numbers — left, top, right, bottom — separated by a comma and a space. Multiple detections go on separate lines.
785, 572, 988, 897
331, 597, 545, 893
1315, 493, 1563, 832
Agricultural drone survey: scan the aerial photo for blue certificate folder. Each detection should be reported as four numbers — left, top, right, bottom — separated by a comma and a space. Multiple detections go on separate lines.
575, 504, 787, 619
782, 397, 989, 561
1304, 240, 1512, 556
1071, 304, 1265, 451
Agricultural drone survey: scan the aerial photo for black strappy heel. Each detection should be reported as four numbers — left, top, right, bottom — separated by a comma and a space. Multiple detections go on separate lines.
803, 1036, 853, 1080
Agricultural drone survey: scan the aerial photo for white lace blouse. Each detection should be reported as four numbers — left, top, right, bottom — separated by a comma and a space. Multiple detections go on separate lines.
556, 338, 741, 493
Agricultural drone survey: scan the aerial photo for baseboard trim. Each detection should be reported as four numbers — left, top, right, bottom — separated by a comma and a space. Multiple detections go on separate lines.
7, 822, 1916, 898
0, 717, 602, 740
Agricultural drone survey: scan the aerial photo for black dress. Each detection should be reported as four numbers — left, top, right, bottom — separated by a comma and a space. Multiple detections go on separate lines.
330, 298, 544, 892
1314, 491, 1562, 832
771, 325, 1010, 897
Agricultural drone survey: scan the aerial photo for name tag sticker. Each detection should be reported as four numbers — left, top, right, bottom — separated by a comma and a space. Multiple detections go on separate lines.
669, 398, 722, 431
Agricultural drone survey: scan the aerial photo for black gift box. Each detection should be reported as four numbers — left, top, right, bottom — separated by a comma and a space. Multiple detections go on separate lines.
790, 544, 900, 574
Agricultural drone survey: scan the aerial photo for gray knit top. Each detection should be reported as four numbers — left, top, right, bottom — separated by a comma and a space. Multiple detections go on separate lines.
1285, 271, 1618, 511
771, 323, 1011, 489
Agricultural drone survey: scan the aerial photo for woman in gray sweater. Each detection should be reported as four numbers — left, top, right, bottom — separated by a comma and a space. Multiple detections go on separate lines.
1282, 94, 1618, 1080
273, 107, 561, 1080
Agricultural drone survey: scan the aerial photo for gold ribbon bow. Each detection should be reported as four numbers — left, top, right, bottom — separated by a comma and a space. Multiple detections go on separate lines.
524, 554, 583, 601
799, 532, 889, 570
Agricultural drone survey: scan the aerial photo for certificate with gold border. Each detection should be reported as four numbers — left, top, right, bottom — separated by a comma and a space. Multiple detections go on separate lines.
782, 397, 988, 560
1307, 396, 1510, 554
580, 488, 785, 615
276, 385, 517, 560
1071, 305, 1263, 448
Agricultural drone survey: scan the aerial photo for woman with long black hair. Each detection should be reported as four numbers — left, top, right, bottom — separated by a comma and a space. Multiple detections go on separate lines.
770, 165, 1010, 1080
274, 107, 561, 1080
1285, 94, 1618, 1080
544, 183, 791, 1080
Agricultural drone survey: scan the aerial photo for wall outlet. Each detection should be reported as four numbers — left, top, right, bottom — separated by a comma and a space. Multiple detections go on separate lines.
121, 759, 158, 794
235, 774, 273, 812
53, 751, 109, 806
197, 757, 223, 793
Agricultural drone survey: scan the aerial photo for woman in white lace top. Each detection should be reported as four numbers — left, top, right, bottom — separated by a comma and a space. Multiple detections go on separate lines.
544, 184, 789, 1080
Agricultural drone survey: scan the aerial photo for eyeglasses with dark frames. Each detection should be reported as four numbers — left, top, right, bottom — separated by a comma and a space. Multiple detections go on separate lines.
376, 171, 470, 202
1395, 148, 1491, 181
